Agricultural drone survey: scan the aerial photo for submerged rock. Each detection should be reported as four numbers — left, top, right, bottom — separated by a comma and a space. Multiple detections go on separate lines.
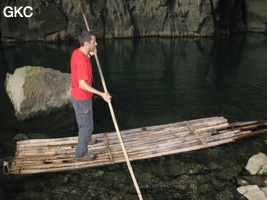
12, 133, 28, 141
5, 66, 71, 120
13, 133, 48, 141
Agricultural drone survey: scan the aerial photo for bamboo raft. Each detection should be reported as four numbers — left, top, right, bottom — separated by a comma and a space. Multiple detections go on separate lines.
10, 116, 267, 174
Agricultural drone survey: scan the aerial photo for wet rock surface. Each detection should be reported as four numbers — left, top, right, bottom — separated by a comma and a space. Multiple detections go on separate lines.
0, 0, 266, 41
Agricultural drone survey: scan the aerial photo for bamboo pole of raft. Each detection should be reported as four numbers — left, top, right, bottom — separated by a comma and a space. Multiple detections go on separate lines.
79, 5, 143, 200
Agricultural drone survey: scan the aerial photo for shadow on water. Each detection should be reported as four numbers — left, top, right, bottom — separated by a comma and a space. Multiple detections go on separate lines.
1, 34, 267, 199
0, 41, 19, 158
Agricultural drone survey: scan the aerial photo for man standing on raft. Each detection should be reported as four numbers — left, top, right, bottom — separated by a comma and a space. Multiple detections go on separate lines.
70, 31, 111, 160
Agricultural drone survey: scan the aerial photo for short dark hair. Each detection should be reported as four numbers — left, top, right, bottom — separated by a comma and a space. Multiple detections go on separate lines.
78, 31, 95, 46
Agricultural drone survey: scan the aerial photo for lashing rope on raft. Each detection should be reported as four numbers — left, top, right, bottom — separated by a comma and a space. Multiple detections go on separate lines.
184, 121, 208, 148
0, 159, 10, 175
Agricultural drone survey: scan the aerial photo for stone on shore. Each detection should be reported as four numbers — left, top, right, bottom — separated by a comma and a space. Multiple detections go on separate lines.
237, 185, 267, 200
5, 66, 71, 120
238, 153, 267, 199
246, 153, 267, 175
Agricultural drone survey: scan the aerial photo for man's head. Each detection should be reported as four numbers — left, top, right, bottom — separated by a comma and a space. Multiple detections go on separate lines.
78, 31, 94, 46
78, 31, 97, 52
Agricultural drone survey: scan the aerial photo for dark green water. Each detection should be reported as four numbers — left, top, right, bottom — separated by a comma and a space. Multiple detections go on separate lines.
1, 34, 267, 199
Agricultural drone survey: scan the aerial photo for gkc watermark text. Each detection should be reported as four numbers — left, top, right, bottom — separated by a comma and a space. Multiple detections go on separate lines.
3, 6, 33, 18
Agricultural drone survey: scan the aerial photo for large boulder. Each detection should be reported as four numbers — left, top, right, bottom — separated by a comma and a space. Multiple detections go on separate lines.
5, 66, 71, 120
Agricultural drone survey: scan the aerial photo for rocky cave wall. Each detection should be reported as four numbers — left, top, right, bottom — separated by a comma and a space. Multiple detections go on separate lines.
0, 0, 266, 42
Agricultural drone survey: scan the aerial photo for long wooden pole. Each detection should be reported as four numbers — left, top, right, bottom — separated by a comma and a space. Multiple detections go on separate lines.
79, 5, 143, 200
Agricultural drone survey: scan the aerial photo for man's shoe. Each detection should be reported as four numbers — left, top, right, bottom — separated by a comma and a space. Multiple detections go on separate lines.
88, 139, 98, 145
75, 153, 96, 161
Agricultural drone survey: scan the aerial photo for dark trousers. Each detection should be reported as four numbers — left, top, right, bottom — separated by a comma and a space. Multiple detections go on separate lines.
71, 97, 94, 158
